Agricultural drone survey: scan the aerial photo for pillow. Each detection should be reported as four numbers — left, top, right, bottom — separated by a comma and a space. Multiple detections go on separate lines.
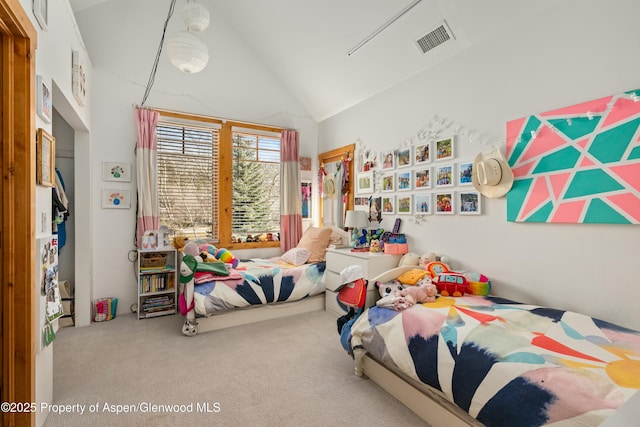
281, 248, 312, 266
296, 226, 333, 263
396, 268, 429, 285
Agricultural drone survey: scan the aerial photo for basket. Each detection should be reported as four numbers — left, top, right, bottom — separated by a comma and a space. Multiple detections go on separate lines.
92, 297, 118, 322
140, 252, 167, 269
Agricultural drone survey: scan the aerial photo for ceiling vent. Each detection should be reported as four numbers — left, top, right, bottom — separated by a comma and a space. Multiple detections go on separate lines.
415, 21, 454, 54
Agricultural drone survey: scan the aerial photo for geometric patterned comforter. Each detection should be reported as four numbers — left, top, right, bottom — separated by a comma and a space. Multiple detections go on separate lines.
350, 295, 640, 426
193, 259, 326, 316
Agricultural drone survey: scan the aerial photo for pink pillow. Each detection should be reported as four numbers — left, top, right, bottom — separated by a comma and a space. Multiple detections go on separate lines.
296, 227, 333, 263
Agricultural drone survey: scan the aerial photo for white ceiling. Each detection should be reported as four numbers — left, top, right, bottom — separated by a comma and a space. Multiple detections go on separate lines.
70, 0, 559, 122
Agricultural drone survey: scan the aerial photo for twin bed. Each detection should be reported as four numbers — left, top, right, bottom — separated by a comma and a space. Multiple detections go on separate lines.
349, 267, 640, 427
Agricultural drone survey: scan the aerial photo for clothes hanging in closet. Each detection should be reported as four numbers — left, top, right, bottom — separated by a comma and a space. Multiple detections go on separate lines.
53, 168, 69, 250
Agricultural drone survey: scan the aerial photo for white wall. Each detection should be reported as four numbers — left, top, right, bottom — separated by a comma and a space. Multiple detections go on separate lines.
17, 1, 93, 425
319, 0, 640, 330
73, 0, 318, 319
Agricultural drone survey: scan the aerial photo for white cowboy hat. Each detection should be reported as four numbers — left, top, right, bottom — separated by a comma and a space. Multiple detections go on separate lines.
472, 145, 514, 198
323, 175, 336, 199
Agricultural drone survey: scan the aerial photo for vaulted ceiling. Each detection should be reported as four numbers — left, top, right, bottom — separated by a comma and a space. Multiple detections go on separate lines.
70, 0, 558, 122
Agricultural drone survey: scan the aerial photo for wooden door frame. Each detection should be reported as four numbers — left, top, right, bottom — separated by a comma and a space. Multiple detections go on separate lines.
1, 0, 37, 426
318, 144, 355, 227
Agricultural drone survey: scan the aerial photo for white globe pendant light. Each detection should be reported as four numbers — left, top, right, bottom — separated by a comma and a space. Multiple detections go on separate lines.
166, 30, 209, 74
181, 0, 210, 32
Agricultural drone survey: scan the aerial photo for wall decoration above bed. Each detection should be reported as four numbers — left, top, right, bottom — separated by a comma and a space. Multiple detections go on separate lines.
506, 88, 640, 224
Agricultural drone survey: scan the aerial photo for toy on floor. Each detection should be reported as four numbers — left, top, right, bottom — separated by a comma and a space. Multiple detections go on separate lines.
393, 277, 437, 310
179, 254, 198, 336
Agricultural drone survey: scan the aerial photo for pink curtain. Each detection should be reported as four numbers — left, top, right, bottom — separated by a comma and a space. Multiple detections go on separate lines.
135, 108, 160, 247
280, 130, 302, 252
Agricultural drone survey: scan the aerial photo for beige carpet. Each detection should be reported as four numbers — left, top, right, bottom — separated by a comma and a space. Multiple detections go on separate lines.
47, 309, 428, 426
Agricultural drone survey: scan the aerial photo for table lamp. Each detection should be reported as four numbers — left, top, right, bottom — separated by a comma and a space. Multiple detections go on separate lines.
344, 210, 368, 247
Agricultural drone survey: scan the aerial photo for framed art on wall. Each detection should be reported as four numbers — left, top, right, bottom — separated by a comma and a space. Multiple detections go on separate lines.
102, 189, 131, 209
396, 147, 411, 168
36, 75, 52, 123
414, 193, 432, 215
414, 142, 431, 164
459, 190, 481, 215
381, 151, 394, 170
396, 171, 411, 191
356, 171, 374, 194
458, 161, 474, 186
397, 195, 412, 214
102, 162, 132, 182
435, 164, 454, 188
435, 192, 454, 215
33, 0, 48, 31
381, 172, 395, 192
414, 168, 431, 189
72, 50, 87, 106
435, 136, 455, 161
382, 195, 395, 214
36, 128, 55, 187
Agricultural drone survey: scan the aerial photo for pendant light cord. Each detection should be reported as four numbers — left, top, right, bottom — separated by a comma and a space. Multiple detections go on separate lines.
140, 0, 177, 106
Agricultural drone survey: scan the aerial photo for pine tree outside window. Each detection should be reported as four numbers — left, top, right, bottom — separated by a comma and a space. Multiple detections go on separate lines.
156, 111, 282, 248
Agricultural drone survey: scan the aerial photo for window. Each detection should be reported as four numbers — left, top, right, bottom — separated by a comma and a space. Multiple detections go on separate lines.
156, 112, 282, 248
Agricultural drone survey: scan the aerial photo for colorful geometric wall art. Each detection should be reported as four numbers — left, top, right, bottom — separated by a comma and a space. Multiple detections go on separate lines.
506, 89, 640, 224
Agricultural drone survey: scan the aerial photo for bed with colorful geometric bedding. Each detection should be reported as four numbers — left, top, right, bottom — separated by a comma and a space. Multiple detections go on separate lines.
192, 258, 326, 317
350, 295, 640, 427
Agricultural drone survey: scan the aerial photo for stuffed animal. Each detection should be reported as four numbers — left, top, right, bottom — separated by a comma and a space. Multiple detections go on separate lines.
393, 279, 438, 310
179, 254, 198, 337
172, 235, 189, 252
375, 280, 405, 308
183, 242, 200, 257
198, 251, 217, 263
215, 248, 239, 269
369, 239, 381, 252
419, 252, 451, 268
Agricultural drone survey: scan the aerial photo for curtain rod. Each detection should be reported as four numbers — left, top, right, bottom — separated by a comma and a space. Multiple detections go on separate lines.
132, 104, 295, 132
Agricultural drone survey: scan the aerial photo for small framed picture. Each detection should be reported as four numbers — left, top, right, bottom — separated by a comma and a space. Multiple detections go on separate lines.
396, 171, 411, 191
435, 136, 455, 162
369, 196, 382, 222
33, 0, 48, 31
72, 50, 87, 106
458, 161, 474, 186
397, 195, 412, 215
103, 162, 132, 182
381, 172, 395, 192
381, 151, 395, 170
396, 148, 411, 168
301, 181, 312, 219
435, 192, 455, 215
413, 168, 431, 190
459, 191, 481, 215
102, 189, 131, 209
36, 128, 55, 187
382, 195, 395, 214
414, 193, 432, 215
36, 75, 52, 123
414, 143, 431, 164
356, 172, 374, 194
435, 164, 454, 188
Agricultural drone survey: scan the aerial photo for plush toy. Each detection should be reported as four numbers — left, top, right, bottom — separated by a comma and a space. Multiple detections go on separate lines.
183, 242, 200, 257
172, 235, 189, 252
215, 248, 239, 269
369, 239, 381, 252
424, 261, 451, 279
399, 252, 420, 267
375, 280, 405, 308
198, 251, 217, 263
394, 279, 438, 310
419, 252, 451, 268
179, 254, 198, 337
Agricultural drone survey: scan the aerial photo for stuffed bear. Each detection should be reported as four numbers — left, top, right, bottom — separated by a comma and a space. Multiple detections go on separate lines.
393, 278, 438, 311
375, 280, 405, 308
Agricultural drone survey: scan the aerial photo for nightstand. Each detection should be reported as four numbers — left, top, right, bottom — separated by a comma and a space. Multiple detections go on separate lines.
324, 248, 401, 316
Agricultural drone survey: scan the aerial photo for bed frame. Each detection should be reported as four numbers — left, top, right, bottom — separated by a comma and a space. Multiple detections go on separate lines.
191, 293, 325, 334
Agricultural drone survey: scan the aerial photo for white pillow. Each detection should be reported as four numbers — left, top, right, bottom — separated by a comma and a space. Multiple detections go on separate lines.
281, 248, 312, 266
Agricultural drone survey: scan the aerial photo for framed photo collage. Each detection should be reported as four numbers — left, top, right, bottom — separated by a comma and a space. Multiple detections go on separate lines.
356, 136, 482, 216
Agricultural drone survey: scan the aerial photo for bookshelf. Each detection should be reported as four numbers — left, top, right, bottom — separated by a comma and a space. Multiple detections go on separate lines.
136, 248, 178, 319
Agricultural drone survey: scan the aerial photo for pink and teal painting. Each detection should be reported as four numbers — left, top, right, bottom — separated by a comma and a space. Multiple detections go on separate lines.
506, 89, 640, 224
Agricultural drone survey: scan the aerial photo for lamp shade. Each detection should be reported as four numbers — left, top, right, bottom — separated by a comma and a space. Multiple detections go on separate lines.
344, 210, 368, 228
181, 1, 210, 32
166, 31, 209, 73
